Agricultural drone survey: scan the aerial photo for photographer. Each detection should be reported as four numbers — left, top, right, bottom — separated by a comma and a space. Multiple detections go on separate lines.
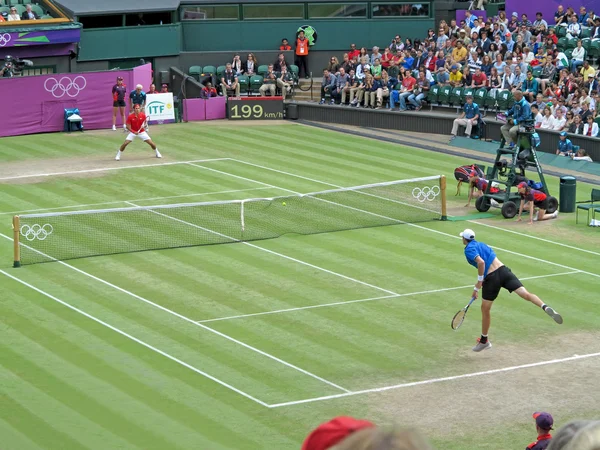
1, 56, 33, 78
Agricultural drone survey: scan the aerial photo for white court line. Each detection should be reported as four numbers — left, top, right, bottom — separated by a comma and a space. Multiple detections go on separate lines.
231, 158, 600, 259
0, 157, 229, 181
0, 231, 350, 394
192, 160, 600, 280
267, 351, 600, 408
0, 269, 270, 408
196, 271, 581, 323
0, 187, 273, 216
467, 220, 600, 257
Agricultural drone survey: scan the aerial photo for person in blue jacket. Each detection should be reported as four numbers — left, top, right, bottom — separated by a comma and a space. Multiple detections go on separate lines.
500, 90, 532, 148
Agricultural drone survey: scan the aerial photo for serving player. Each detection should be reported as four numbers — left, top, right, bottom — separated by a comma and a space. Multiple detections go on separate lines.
115, 104, 161, 161
111, 76, 127, 131
460, 228, 563, 352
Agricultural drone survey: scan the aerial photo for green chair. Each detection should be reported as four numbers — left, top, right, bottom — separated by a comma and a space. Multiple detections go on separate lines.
531, 66, 543, 78
249, 75, 263, 96
594, 116, 600, 127
257, 65, 269, 77
576, 188, 600, 224
473, 87, 487, 106
13, 4, 25, 15
438, 85, 452, 105
0, 6, 10, 15
216, 65, 226, 81
590, 41, 600, 59
582, 38, 592, 52
448, 86, 464, 106
237, 75, 249, 95
496, 90, 513, 110
31, 4, 44, 17
462, 87, 475, 103
202, 65, 216, 77
581, 27, 592, 38
564, 49, 573, 60
557, 37, 569, 50
427, 84, 440, 104
555, 26, 567, 38
566, 38, 578, 50
484, 89, 499, 109
189, 66, 202, 81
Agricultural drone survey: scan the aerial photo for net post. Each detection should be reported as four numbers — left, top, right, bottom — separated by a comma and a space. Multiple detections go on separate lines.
13, 215, 21, 268
440, 175, 448, 221
240, 200, 245, 232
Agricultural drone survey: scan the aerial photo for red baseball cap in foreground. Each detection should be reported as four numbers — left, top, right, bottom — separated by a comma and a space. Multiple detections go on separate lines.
302, 416, 375, 450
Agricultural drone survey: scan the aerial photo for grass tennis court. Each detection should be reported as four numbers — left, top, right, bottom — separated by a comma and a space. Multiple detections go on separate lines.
1, 122, 599, 450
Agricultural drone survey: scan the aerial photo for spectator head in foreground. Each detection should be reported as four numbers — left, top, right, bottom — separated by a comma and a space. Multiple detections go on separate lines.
534, 411, 554, 433
548, 420, 600, 450
301, 416, 434, 450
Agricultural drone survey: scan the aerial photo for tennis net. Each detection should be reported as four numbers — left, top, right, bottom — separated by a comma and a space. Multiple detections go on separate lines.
13, 175, 447, 266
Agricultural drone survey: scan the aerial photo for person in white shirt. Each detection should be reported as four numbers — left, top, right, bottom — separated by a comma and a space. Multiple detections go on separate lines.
551, 108, 567, 131
571, 149, 593, 162
582, 115, 599, 137
539, 107, 554, 129
567, 15, 581, 39
7, 7, 21, 21
501, 66, 515, 90
571, 40, 586, 73
532, 105, 544, 128
522, 48, 535, 65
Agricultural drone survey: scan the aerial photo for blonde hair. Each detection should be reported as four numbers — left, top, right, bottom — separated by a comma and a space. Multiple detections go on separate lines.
331, 426, 434, 450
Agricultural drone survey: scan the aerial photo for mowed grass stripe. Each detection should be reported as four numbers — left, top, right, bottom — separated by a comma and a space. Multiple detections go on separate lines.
0, 282, 285, 450
6, 256, 347, 401
0, 417, 46, 450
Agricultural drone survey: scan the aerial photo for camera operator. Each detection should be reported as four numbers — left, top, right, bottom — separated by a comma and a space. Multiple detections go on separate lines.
1, 56, 33, 78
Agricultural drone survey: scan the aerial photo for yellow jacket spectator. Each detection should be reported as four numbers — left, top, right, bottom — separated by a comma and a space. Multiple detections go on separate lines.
449, 66, 463, 86
579, 61, 596, 83
452, 41, 468, 63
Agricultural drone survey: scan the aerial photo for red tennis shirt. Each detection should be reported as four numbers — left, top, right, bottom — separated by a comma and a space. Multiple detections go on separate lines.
127, 112, 147, 133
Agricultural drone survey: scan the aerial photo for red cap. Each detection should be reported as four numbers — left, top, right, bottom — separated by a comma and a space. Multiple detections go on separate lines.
301, 416, 375, 450
518, 182, 527, 189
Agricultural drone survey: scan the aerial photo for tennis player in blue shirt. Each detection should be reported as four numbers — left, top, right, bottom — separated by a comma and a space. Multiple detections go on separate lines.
460, 228, 563, 352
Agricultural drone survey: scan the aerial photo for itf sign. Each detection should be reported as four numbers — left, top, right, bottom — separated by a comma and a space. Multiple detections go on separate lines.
146, 93, 176, 124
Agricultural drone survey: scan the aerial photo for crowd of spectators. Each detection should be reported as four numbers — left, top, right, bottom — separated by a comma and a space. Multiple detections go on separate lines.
300, 413, 600, 450
317, 5, 600, 140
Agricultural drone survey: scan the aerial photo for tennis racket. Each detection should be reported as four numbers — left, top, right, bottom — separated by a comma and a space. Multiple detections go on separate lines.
451, 296, 477, 330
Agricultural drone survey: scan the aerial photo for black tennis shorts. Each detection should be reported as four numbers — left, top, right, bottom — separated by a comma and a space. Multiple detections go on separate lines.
482, 265, 523, 301
113, 100, 126, 107
533, 198, 549, 210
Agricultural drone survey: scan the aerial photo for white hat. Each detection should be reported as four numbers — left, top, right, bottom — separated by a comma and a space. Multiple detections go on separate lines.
460, 228, 476, 240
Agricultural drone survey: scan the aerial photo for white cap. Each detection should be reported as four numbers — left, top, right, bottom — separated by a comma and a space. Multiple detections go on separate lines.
460, 228, 476, 240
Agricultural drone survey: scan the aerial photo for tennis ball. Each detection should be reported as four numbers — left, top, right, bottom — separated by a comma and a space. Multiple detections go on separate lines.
282, 202, 286, 206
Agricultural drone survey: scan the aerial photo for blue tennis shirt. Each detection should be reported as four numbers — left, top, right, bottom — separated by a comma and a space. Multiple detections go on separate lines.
464, 240, 497, 277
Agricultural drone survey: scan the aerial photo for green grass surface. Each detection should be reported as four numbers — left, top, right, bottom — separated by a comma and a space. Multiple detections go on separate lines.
1, 123, 599, 450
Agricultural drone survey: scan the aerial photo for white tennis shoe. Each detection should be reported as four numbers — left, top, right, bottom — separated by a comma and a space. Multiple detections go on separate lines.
115, 150, 121, 161
112, 125, 116, 131
155, 149, 162, 158
472, 338, 492, 352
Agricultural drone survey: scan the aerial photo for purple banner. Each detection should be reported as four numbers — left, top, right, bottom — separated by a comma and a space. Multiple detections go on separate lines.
182, 97, 227, 122
6, 43, 77, 59
0, 28, 80, 48
505, 0, 596, 23
0, 64, 152, 138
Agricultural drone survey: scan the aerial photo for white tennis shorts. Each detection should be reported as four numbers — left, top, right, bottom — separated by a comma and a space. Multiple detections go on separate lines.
125, 131, 151, 142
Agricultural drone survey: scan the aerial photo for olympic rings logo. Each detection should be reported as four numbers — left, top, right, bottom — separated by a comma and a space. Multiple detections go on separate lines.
44, 76, 87, 98
20, 224, 53, 241
0, 34, 11, 47
412, 186, 440, 202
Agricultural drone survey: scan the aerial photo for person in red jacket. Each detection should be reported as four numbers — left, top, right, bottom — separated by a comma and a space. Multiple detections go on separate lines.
201, 82, 218, 98
517, 182, 558, 223
295, 30, 310, 78
279, 38, 291, 51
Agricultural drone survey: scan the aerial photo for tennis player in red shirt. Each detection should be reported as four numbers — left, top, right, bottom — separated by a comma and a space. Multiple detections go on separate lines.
115, 104, 161, 161
517, 182, 558, 224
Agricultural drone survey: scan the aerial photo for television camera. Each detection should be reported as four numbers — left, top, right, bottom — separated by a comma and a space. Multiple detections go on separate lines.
1, 55, 34, 78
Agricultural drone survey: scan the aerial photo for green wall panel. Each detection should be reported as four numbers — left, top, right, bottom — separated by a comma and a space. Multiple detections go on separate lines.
79, 24, 181, 61
181, 18, 434, 52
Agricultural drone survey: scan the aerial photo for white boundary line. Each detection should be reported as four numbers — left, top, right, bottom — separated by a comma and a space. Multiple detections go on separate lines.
0, 187, 274, 216
0, 157, 229, 181
466, 220, 600, 257
0, 268, 270, 408
230, 158, 600, 259
193, 160, 600, 279
0, 232, 350, 394
195, 270, 581, 323
267, 351, 600, 408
